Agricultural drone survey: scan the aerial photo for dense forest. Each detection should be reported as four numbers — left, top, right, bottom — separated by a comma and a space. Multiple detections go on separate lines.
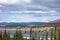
0, 27, 60, 40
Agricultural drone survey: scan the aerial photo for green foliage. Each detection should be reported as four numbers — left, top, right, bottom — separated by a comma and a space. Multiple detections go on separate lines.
34, 31, 37, 40
41, 35, 44, 40
34, 31, 37, 38
54, 27, 56, 40
38, 33, 40, 40
2, 30, 10, 40
7, 32, 10, 40
32, 37, 35, 40
30, 28, 32, 40
0, 32, 2, 40
31, 31, 37, 40
58, 28, 60, 40
45, 30, 48, 40
50, 28, 53, 40
2, 27, 60, 40
13, 29, 23, 40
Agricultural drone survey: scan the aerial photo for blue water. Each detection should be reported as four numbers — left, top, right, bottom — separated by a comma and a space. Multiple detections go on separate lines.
5, 30, 51, 37
1, 28, 58, 38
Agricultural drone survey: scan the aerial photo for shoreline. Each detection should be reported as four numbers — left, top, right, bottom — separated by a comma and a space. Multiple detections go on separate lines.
10, 36, 53, 40
0, 27, 54, 31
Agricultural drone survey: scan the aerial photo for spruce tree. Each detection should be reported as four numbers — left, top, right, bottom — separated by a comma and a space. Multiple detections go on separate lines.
32, 31, 37, 40
7, 32, 10, 40
34, 31, 37, 40
45, 30, 48, 40
54, 27, 56, 40
41, 35, 44, 40
0, 32, 2, 40
58, 28, 60, 40
32, 37, 35, 40
2, 30, 10, 40
13, 29, 23, 40
2, 30, 7, 40
50, 28, 53, 40
30, 28, 32, 40
38, 34, 40, 40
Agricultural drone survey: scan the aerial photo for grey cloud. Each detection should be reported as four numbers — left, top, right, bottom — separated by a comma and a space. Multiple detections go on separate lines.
31, 0, 60, 10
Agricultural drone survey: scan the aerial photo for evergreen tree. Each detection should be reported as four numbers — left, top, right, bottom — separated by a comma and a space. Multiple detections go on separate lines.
7, 32, 10, 40
50, 28, 53, 40
32, 31, 37, 40
38, 34, 40, 40
41, 35, 44, 40
58, 28, 60, 40
34, 31, 37, 40
54, 27, 56, 40
30, 28, 32, 40
45, 30, 48, 40
13, 29, 23, 40
32, 37, 35, 40
2, 30, 10, 40
0, 32, 2, 40
2, 30, 7, 40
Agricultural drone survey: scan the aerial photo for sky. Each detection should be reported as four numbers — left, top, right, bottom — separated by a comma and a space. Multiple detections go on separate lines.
0, 0, 60, 22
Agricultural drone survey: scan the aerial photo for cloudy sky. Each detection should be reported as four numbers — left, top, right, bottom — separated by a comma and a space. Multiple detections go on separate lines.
0, 0, 60, 22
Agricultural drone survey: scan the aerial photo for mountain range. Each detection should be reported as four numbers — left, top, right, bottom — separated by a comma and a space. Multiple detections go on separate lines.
0, 19, 60, 26
0, 22, 44, 26
49, 19, 60, 23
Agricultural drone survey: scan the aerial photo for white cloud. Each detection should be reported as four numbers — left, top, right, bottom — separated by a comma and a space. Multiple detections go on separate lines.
0, 10, 8, 13
0, 13, 60, 22
0, 10, 3, 13
10, 10, 57, 14
0, 10, 59, 16
22, 0, 31, 3
0, 0, 31, 4
0, 21, 3, 22
26, 5, 51, 10
10, 16, 15, 18
0, 4, 4, 7
10, 20, 16, 22
0, 0, 8, 3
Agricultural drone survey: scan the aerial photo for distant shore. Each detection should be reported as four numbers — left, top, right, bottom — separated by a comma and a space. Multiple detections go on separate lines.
0, 27, 54, 31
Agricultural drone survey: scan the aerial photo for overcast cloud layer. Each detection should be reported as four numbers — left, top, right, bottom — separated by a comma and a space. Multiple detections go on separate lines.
0, 0, 60, 22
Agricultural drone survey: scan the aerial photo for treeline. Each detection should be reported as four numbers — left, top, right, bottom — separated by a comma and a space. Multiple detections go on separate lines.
0, 27, 60, 40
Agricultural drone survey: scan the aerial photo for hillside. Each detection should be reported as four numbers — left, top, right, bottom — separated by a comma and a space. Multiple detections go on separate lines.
0, 22, 44, 26
49, 19, 60, 23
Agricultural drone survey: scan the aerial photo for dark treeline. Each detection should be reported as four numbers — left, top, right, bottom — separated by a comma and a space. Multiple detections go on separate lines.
0, 27, 60, 40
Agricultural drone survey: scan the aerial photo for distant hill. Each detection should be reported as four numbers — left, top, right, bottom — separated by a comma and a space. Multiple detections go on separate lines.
49, 19, 60, 23
0, 22, 44, 26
